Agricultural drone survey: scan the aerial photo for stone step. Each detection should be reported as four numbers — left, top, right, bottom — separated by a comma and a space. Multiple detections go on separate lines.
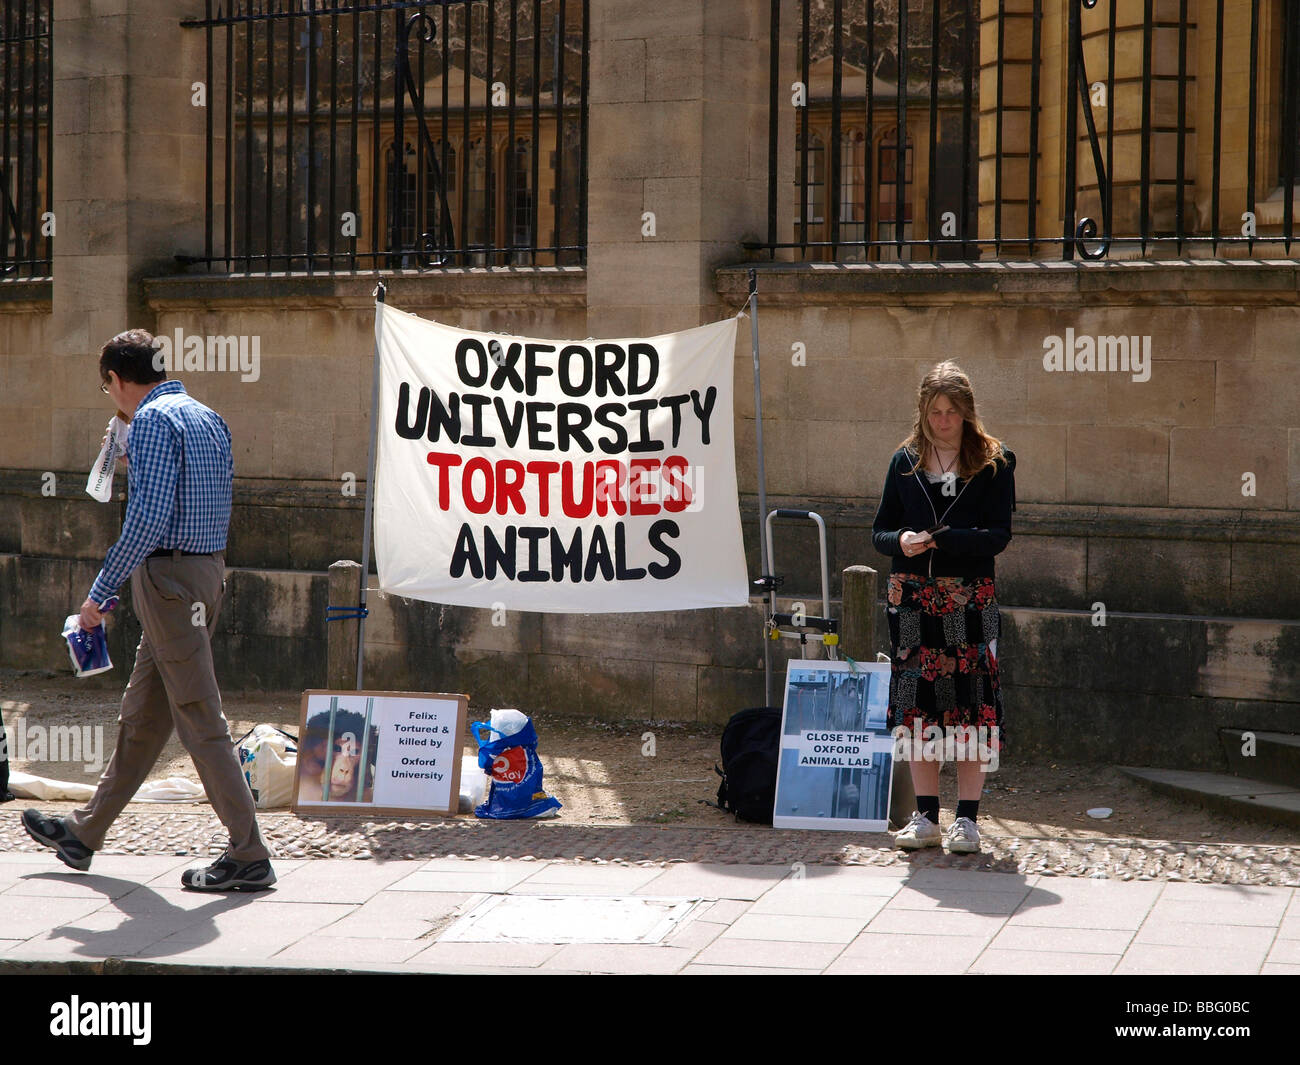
1117, 767, 1300, 830
1219, 730, 1300, 788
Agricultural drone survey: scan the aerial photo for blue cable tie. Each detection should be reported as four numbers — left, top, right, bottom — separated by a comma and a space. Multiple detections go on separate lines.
326, 605, 369, 622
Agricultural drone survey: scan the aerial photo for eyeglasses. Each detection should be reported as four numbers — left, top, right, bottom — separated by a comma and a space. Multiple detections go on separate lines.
100, 381, 110, 394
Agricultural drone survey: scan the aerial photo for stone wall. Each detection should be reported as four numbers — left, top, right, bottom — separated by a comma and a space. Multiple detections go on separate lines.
1, 0, 1297, 768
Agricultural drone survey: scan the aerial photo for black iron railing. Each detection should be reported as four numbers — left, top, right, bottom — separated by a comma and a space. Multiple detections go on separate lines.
753, 0, 1300, 262
181, 0, 588, 273
0, 0, 52, 280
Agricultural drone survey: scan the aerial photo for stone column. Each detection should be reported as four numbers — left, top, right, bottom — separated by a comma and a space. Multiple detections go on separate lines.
585, 0, 769, 338
52, 1, 208, 456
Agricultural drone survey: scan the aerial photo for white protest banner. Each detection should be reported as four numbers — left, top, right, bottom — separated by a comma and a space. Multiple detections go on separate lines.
373, 304, 749, 613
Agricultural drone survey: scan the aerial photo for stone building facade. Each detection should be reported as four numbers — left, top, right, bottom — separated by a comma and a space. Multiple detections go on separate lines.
1, 0, 1297, 767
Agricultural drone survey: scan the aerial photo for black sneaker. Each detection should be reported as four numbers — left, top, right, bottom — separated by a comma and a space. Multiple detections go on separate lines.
22, 809, 94, 871
181, 851, 276, 892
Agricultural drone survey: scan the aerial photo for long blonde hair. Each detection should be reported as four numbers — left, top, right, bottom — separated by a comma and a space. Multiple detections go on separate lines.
898, 361, 1007, 480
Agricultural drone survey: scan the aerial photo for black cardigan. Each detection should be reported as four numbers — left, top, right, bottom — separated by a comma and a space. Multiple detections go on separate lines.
871, 445, 1017, 579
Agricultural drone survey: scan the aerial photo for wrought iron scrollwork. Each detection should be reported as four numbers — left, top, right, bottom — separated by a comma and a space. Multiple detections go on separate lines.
1072, 0, 1111, 259
390, 13, 456, 268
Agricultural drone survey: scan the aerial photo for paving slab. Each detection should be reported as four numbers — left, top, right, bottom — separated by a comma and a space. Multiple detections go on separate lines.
1113, 944, 1267, 975
661, 919, 728, 951
987, 925, 1135, 955
720, 912, 867, 944
1133, 920, 1277, 951
272, 936, 430, 966
969, 949, 1120, 974
1265, 938, 1300, 964
634, 863, 793, 900
887, 886, 1028, 914
680, 964, 827, 974
866, 907, 1009, 937
312, 891, 478, 939
690, 937, 845, 970
387, 866, 541, 893
405, 940, 564, 969
747, 889, 891, 920
4, 871, 146, 901
262, 859, 424, 903
901, 868, 1035, 893
1145, 897, 1291, 926
0, 895, 114, 940
538, 943, 697, 974
510, 864, 664, 894
1005, 886, 1159, 930
826, 932, 987, 974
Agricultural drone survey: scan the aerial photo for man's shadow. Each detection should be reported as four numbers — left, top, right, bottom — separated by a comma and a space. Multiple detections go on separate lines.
20, 872, 263, 959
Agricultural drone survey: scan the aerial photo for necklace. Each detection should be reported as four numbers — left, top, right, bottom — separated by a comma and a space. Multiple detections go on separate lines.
934, 445, 959, 475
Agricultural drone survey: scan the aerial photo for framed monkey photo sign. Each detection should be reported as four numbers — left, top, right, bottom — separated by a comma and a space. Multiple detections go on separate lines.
292, 690, 469, 817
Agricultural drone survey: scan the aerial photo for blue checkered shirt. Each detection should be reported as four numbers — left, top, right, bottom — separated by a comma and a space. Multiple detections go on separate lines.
88, 381, 233, 604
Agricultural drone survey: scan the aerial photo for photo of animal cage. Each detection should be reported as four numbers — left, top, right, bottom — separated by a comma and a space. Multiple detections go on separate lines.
292, 689, 468, 817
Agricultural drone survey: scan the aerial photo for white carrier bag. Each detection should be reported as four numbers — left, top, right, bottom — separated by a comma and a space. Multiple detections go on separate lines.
235, 725, 298, 809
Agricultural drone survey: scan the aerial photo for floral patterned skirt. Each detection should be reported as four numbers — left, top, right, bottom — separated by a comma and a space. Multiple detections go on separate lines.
886, 573, 1005, 753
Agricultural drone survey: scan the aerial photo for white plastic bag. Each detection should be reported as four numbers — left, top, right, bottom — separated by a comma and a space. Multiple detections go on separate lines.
86, 416, 128, 502
488, 708, 529, 739
235, 725, 298, 809
458, 754, 488, 813
133, 776, 207, 803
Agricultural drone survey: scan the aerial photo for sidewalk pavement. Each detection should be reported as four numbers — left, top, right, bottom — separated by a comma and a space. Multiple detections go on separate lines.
1, 853, 1297, 974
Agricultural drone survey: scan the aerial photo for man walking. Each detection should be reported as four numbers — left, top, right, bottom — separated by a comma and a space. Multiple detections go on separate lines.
23, 329, 274, 891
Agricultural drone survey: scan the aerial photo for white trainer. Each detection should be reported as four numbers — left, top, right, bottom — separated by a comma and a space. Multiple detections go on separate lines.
894, 810, 942, 850
945, 816, 981, 854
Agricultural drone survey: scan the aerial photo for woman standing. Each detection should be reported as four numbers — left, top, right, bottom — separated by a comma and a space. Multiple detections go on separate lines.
871, 362, 1016, 854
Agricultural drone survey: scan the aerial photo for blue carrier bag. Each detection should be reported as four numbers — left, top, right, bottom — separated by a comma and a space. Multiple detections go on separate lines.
471, 718, 562, 820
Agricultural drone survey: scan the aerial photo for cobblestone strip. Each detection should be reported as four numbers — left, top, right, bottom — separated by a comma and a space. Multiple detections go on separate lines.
2, 810, 1296, 886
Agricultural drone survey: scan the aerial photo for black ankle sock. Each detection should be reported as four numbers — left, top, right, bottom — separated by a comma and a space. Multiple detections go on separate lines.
956, 799, 980, 823
917, 796, 940, 825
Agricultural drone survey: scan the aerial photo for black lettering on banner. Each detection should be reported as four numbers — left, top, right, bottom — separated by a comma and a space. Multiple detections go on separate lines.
659, 393, 689, 448
556, 402, 594, 453
648, 519, 683, 579
525, 344, 556, 395
427, 390, 462, 443
614, 522, 646, 581
527, 402, 557, 450
489, 342, 525, 391
518, 526, 549, 581
550, 526, 584, 581
396, 382, 430, 439
558, 344, 593, 396
460, 394, 494, 446
691, 386, 717, 445
483, 526, 516, 579
456, 339, 490, 386
627, 398, 664, 453
493, 396, 526, 447
585, 525, 615, 581
450, 523, 483, 578
626, 343, 659, 395
594, 344, 626, 396
593, 403, 629, 454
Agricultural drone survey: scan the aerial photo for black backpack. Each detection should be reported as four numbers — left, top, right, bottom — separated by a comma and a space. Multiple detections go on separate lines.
711, 706, 781, 824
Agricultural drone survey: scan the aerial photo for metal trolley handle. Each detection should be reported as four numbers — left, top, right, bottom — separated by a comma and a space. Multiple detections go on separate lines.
759, 509, 838, 658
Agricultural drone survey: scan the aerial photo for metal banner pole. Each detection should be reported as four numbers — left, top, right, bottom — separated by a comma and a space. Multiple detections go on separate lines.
748, 268, 773, 707
356, 281, 386, 690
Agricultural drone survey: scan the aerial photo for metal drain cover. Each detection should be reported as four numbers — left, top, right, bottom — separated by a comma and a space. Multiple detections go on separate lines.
440, 895, 706, 944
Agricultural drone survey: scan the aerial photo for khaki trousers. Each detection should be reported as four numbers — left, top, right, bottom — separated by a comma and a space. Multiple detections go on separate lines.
70, 552, 269, 862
